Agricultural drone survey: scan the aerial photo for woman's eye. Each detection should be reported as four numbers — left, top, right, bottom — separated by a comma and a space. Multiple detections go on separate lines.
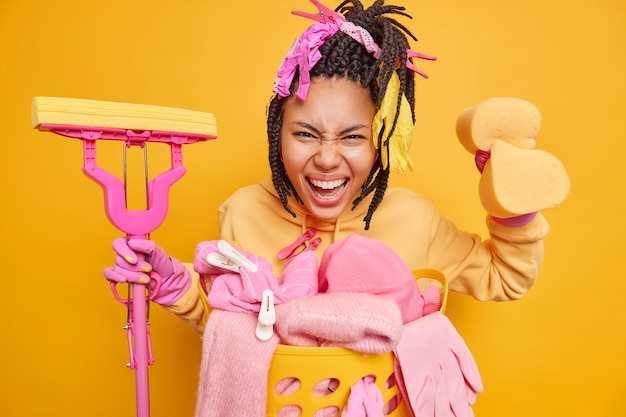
340, 135, 366, 144
295, 131, 315, 139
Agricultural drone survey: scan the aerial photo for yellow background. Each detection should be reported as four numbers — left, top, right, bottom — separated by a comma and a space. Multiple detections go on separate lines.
1, 0, 624, 416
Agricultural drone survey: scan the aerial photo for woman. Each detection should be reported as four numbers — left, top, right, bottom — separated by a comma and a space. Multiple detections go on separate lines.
104, 0, 548, 335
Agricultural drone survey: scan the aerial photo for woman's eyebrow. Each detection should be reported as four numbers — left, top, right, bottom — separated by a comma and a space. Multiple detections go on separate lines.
338, 124, 369, 135
293, 121, 322, 135
292, 121, 369, 136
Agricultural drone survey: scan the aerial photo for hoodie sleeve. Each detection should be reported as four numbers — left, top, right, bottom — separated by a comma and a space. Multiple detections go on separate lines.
427, 210, 550, 301
161, 262, 210, 333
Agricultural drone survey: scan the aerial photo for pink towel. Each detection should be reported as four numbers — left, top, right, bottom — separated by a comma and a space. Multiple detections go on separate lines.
194, 310, 279, 417
275, 292, 402, 353
193, 240, 318, 313
319, 235, 441, 323
393, 312, 483, 417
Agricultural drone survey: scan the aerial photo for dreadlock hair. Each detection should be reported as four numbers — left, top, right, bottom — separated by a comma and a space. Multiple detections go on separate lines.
267, 0, 417, 229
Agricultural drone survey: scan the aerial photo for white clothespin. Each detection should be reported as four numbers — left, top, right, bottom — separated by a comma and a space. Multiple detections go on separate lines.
256, 289, 276, 342
217, 240, 258, 272
205, 240, 259, 272
205, 252, 239, 272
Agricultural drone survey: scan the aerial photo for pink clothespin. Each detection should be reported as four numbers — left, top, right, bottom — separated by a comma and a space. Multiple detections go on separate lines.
405, 49, 437, 79
277, 228, 320, 260
292, 0, 345, 24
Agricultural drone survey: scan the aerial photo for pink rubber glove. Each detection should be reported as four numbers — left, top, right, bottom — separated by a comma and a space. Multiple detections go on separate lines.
475, 149, 537, 227
103, 238, 192, 306
341, 375, 384, 417
394, 312, 483, 417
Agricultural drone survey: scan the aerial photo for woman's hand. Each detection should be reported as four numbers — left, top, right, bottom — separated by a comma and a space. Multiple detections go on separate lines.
103, 238, 191, 306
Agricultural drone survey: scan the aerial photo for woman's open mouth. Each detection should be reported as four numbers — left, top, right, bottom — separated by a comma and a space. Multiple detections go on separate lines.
307, 178, 348, 200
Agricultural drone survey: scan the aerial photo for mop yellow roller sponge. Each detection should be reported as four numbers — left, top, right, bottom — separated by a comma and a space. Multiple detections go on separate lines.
456, 97, 570, 218
31, 96, 217, 137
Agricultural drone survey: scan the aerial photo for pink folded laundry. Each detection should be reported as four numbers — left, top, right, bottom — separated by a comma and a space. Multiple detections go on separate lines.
319, 234, 440, 323
275, 292, 403, 353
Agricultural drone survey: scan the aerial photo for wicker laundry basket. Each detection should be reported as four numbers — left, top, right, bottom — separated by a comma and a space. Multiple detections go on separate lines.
266, 269, 448, 417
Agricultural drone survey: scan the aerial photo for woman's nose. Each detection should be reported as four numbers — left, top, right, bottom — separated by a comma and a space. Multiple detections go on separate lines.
313, 141, 342, 169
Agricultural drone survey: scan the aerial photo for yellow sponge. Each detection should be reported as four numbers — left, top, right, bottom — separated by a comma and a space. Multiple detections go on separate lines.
456, 97, 570, 217
480, 139, 570, 218
32, 96, 217, 137
456, 97, 540, 153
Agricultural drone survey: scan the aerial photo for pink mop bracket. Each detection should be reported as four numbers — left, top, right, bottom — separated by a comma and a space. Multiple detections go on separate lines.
37, 122, 216, 417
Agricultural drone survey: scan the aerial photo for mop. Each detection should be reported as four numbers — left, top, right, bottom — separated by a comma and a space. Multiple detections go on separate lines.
31, 96, 218, 417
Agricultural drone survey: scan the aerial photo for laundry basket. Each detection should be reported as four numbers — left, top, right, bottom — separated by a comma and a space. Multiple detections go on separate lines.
266, 269, 448, 417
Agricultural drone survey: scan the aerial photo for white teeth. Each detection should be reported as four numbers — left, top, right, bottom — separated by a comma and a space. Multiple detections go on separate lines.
310, 179, 345, 189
